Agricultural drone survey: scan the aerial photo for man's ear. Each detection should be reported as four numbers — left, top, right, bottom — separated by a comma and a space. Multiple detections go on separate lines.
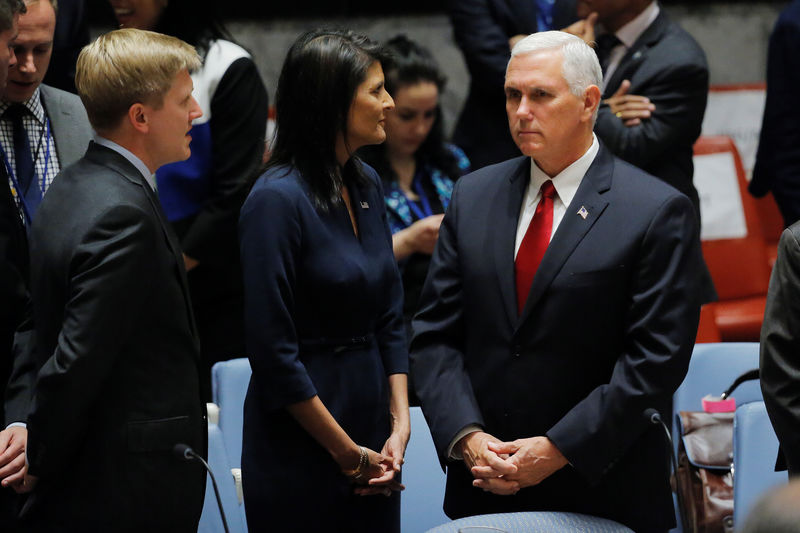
128, 103, 149, 134
583, 85, 602, 121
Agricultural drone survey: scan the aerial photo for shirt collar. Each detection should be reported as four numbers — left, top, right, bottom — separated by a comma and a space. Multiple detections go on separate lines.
0, 87, 46, 125
614, 1, 660, 48
529, 134, 599, 207
93, 136, 157, 191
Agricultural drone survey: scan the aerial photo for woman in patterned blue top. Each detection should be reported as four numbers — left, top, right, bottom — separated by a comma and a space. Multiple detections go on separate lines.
360, 35, 471, 335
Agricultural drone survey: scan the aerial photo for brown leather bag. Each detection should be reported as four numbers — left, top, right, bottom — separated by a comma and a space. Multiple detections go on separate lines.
676, 411, 734, 533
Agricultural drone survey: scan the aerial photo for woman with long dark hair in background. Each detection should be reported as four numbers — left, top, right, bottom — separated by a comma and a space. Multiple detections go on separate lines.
360, 35, 470, 338
239, 30, 409, 532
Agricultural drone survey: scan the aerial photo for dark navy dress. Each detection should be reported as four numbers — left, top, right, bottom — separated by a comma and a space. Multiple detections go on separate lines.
238, 162, 408, 532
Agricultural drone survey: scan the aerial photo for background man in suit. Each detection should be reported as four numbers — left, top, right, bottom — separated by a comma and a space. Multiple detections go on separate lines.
447, 0, 576, 170
566, 0, 708, 221
749, 0, 800, 227
565, 0, 715, 301
0, 0, 27, 529
411, 31, 703, 532
19, 28, 206, 531
760, 221, 800, 476
0, 0, 92, 501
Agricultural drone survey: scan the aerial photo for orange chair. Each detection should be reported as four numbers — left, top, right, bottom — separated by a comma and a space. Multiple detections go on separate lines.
695, 136, 770, 341
695, 304, 721, 343
753, 192, 784, 268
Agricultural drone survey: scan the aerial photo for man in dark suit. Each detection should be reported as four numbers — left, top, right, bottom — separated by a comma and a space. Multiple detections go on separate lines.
448, 0, 576, 170
411, 31, 703, 532
568, 0, 708, 220
17, 28, 207, 531
760, 221, 800, 476
0, 0, 27, 529
0, 0, 93, 504
749, 0, 800, 227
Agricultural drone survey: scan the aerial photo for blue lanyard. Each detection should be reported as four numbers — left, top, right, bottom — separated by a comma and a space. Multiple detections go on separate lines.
400, 170, 434, 220
0, 117, 52, 225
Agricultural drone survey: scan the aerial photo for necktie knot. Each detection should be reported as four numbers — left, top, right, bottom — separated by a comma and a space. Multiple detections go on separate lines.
540, 180, 556, 200
595, 33, 622, 72
3, 103, 26, 123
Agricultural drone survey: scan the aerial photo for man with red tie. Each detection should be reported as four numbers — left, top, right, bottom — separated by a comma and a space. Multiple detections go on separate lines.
410, 30, 704, 532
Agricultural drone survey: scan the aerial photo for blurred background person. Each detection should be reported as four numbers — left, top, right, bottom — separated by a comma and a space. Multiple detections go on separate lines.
238, 29, 409, 533
107, 0, 269, 396
447, 0, 577, 169
41, 0, 89, 93
749, 0, 800, 227
739, 480, 800, 533
0, 0, 92, 517
360, 35, 470, 342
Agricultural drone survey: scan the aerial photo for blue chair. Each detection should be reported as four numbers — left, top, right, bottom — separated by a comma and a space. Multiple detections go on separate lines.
210, 358, 252, 531
732, 401, 788, 529
670, 342, 761, 533
198, 423, 247, 533
211, 358, 252, 468
401, 407, 449, 533
425, 512, 634, 532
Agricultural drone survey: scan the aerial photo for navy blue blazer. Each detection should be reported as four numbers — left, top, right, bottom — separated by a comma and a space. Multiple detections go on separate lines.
410, 143, 704, 532
750, 0, 800, 226
448, 0, 577, 170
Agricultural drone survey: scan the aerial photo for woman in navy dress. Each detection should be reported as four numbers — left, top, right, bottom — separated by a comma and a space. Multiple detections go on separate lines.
239, 30, 409, 532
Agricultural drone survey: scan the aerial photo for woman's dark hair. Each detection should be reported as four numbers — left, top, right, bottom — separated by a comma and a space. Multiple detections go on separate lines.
152, 0, 234, 55
267, 29, 390, 209
360, 34, 462, 185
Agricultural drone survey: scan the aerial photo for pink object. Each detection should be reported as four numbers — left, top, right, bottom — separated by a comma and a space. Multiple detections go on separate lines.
702, 394, 737, 413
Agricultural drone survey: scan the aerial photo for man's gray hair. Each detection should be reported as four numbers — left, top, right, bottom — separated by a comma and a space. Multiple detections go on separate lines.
510, 31, 603, 98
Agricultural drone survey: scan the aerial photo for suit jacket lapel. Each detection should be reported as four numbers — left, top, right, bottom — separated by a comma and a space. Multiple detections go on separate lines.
40, 85, 84, 166
515, 145, 614, 331
493, 157, 530, 327
603, 11, 669, 97
139, 179, 199, 340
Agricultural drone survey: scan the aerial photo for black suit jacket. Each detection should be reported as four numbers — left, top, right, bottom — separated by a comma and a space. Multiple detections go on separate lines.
760, 222, 800, 474
448, 0, 576, 170
749, 0, 800, 226
595, 10, 708, 220
23, 143, 206, 531
410, 144, 704, 532
0, 164, 31, 428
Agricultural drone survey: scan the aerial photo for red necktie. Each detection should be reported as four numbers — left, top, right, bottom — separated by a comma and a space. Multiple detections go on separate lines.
515, 180, 556, 315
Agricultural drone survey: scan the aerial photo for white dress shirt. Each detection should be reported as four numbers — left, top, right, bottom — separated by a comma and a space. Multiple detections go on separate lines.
447, 135, 600, 459
602, 1, 660, 84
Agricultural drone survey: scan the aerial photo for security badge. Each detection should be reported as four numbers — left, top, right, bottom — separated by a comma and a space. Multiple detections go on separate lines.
577, 206, 589, 219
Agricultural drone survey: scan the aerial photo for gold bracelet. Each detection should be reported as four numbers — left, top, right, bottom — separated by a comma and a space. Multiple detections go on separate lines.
342, 446, 368, 479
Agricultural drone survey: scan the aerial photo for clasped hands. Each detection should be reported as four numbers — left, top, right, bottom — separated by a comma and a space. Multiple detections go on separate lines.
0, 426, 36, 493
343, 430, 408, 498
459, 431, 568, 496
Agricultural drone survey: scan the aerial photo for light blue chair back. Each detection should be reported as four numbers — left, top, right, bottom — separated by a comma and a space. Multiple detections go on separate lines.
211, 358, 252, 468
673, 343, 761, 449
401, 406, 449, 533
425, 512, 634, 532
732, 401, 788, 529
670, 342, 761, 533
198, 423, 247, 533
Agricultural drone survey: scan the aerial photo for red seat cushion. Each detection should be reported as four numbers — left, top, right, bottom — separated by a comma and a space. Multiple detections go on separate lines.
711, 297, 767, 342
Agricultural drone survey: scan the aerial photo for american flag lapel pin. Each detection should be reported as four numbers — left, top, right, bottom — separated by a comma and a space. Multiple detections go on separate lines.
578, 206, 589, 219
360, 201, 369, 209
